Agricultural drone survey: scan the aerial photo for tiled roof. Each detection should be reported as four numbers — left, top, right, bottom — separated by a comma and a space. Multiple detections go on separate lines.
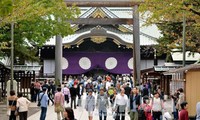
45, 26, 158, 46
164, 64, 200, 74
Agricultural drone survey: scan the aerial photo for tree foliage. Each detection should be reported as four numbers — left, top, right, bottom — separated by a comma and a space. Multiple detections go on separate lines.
139, 0, 200, 56
0, 0, 80, 62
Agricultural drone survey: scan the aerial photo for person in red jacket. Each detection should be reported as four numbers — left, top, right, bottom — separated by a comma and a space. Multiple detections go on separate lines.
179, 101, 189, 120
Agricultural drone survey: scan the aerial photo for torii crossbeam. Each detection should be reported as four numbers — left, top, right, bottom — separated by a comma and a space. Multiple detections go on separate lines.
64, 0, 143, 7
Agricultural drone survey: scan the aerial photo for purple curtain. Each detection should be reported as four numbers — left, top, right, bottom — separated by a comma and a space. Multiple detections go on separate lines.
62, 52, 133, 75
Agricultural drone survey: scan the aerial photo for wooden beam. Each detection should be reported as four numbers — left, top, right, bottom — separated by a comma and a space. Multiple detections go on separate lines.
64, 0, 143, 7
69, 18, 133, 25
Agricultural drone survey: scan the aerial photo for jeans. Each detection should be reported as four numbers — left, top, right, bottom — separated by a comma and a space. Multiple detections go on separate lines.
9, 111, 16, 120
40, 107, 47, 120
19, 111, 28, 120
99, 110, 107, 120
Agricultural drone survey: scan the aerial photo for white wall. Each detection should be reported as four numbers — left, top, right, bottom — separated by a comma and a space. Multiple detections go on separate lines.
25, 61, 39, 66
141, 60, 165, 70
43, 60, 55, 76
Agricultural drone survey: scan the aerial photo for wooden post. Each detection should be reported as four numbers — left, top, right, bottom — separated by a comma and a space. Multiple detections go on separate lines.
55, 35, 63, 85
133, 5, 141, 86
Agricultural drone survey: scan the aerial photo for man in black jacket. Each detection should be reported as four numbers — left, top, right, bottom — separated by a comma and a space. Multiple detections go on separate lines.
70, 85, 78, 109
129, 87, 141, 120
142, 84, 149, 97
124, 83, 132, 98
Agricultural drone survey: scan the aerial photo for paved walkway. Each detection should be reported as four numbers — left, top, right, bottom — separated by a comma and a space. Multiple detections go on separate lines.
28, 93, 173, 120
28, 93, 131, 120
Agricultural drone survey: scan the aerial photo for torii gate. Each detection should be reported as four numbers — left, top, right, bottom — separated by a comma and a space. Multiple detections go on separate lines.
55, 0, 143, 85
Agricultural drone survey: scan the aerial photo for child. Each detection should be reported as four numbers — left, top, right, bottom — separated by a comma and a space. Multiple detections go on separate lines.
179, 101, 189, 120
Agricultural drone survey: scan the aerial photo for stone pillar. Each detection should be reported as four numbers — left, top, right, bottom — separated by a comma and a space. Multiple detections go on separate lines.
55, 35, 63, 85
133, 5, 141, 85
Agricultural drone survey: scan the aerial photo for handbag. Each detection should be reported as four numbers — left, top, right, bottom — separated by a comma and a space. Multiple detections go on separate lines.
7, 99, 15, 116
15, 107, 19, 116
113, 112, 117, 119
37, 93, 45, 107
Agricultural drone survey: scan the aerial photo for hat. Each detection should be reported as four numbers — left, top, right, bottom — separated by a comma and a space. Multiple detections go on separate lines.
88, 89, 93, 92
42, 87, 47, 91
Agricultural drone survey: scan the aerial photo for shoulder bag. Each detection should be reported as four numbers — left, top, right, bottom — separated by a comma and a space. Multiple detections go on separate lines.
37, 93, 45, 107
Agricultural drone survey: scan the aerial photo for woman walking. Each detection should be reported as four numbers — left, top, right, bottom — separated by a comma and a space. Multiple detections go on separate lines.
54, 87, 65, 120
85, 89, 95, 120
7, 90, 18, 120
16, 92, 31, 120
151, 92, 164, 120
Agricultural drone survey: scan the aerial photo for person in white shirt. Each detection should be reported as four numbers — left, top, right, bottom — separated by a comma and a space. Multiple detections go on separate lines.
151, 92, 164, 120
16, 92, 31, 120
106, 81, 111, 90
113, 88, 128, 120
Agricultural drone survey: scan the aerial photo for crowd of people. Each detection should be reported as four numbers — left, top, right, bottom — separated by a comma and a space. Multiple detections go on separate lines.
6, 74, 200, 120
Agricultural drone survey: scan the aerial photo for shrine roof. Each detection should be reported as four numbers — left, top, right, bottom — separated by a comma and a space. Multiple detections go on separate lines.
45, 26, 158, 46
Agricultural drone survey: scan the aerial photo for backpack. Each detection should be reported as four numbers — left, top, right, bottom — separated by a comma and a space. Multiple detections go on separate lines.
108, 87, 114, 96
138, 105, 146, 120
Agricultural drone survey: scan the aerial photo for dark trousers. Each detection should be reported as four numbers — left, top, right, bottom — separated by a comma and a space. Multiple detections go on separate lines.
19, 111, 28, 120
9, 111, 16, 120
71, 96, 76, 109
31, 94, 37, 102
153, 111, 162, 120
99, 110, 107, 120
40, 107, 47, 120
48, 93, 54, 105
35, 89, 40, 101
65, 95, 69, 103
115, 106, 125, 120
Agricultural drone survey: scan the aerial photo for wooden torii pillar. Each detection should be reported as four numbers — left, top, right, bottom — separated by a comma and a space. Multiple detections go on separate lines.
55, 0, 142, 85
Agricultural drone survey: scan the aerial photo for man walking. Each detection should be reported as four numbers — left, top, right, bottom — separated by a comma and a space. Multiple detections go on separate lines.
124, 83, 132, 98
129, 87, 141, 120
39, 88, 49, 120
113, 88, 128, 120
69, 85, 78, 109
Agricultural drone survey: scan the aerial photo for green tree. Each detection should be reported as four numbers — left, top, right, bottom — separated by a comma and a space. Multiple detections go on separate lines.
0, 0, 80, 62
139, 0, 200, 57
